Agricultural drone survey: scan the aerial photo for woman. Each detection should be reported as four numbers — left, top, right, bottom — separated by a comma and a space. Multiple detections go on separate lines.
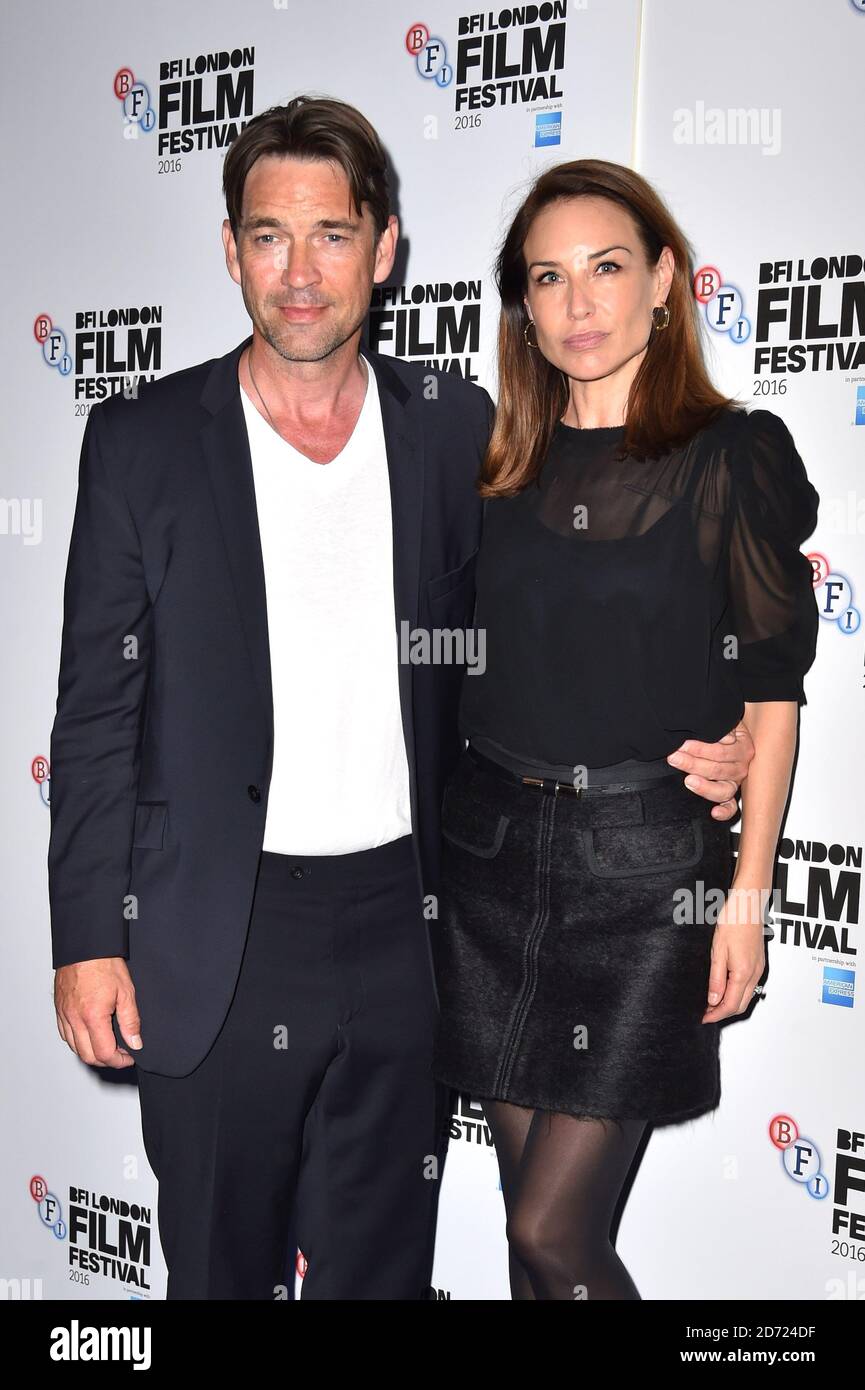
430, 160, 819, 1301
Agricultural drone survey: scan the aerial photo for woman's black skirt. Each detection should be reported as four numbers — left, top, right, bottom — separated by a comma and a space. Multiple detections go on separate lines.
431, 746, 736, 1125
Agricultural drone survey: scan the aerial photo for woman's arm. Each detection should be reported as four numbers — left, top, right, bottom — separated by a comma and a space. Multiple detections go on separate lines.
699, 408, 819, 1023
701, 699, 798, 1022
732, 701, 798, 884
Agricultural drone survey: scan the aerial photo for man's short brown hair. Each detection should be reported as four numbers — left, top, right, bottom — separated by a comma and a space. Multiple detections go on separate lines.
222, 93, 391, 240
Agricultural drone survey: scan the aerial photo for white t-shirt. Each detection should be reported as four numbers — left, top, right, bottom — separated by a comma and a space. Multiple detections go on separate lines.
240, 354, 413, 855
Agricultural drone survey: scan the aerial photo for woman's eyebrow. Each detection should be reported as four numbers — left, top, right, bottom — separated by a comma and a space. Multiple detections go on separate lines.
527, 244, 633, 270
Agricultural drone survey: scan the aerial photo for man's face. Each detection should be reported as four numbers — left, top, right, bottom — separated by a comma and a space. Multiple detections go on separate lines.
222, 153, 397, 363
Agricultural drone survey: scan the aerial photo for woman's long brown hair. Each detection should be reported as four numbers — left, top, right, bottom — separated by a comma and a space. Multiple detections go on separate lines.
480, 159, 740, 498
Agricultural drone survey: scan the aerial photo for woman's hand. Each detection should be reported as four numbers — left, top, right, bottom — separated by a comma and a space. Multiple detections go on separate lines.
701, 884, 768, 1023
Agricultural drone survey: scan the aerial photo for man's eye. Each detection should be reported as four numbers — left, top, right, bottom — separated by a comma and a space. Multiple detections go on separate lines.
324, 234, 346, 243
255, 234, 276, 245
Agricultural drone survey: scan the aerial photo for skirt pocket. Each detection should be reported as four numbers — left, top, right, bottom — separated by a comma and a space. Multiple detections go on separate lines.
581, 816, 704, 879
441, 775, 511, 860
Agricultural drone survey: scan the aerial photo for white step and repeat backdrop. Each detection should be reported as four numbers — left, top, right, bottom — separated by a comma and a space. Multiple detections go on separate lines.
2, 0, 862, 1301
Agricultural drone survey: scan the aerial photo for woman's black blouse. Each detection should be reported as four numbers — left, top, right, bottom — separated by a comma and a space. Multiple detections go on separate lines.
459, 407, 820, 769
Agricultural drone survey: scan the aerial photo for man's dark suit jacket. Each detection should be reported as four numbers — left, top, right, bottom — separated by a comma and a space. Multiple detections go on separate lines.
47, 333, 491, 1076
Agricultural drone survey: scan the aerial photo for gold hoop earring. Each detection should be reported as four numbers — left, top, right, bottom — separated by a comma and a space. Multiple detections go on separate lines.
524, 319, 538, 348
651, 304, 670, 331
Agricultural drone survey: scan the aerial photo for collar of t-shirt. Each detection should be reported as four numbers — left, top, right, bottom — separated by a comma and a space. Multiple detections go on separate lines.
239, 353, 379, 481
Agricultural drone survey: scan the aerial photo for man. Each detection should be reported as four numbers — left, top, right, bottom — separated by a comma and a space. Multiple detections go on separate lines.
48, 95, 754, 1300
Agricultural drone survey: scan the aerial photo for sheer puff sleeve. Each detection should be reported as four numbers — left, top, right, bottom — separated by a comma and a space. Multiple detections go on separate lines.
725, 409, 820, 704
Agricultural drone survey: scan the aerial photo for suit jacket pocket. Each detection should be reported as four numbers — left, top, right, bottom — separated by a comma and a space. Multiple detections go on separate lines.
132, 801, 168, 851
427, 548, 479, 603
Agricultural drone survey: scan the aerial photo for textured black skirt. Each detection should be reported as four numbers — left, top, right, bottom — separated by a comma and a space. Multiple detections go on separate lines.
431, 747, 736, 1125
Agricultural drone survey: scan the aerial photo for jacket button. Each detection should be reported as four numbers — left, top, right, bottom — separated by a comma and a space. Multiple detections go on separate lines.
247, 785, 261, 803
291, 866, 304, 879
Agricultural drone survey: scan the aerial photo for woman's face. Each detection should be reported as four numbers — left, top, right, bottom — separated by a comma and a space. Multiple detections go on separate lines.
521, 195, 673, 386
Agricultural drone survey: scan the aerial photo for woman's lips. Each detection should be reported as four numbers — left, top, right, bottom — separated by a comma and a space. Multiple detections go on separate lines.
563, 331, 608, 350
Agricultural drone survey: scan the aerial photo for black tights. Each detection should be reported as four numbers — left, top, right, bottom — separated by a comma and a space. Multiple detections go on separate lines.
483, 1099, 647, 1300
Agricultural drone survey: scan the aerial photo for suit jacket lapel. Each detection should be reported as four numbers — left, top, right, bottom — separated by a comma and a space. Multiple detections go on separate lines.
200, 334, 274, 770
198, 335, 424, 811
364, 346, 425, 815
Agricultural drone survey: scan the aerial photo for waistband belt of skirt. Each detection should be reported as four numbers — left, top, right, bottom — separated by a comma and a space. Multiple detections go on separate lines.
465, 741, 718, 826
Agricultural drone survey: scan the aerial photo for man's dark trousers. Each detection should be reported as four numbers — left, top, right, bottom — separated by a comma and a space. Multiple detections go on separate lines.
134, 833, 443, 1299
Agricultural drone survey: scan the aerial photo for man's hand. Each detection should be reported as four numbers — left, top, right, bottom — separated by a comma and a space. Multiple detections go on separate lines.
666, 719, 755, 821
54, 957, 142, 1069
